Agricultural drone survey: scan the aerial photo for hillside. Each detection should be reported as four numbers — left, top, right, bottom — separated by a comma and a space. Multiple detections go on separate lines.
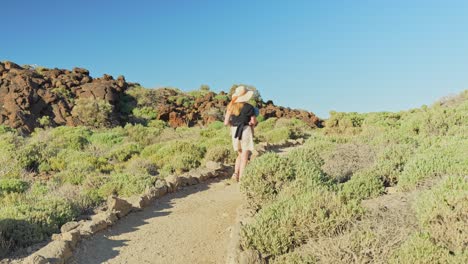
0, 60, 316, 259
238, 90, 467, 263
0, 61, 321, 133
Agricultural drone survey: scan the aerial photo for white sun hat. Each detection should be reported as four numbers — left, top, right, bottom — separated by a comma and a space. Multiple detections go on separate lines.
232, 85, 254, 103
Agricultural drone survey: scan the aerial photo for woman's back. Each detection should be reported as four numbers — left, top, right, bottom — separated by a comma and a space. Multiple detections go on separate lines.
230, 103, 255, 126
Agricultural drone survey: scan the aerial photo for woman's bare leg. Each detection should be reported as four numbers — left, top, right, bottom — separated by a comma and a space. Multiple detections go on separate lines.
234, 150, 242, 180
239, 150, 251, 181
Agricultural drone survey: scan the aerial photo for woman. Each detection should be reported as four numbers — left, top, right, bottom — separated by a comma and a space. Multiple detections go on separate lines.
224, 85, 257, 182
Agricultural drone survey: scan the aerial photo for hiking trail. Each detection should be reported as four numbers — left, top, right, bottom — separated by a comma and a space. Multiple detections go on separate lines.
67, 146, 298, 264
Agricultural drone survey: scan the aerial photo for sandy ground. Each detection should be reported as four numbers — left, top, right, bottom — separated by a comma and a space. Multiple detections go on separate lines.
68, 178, 243, 264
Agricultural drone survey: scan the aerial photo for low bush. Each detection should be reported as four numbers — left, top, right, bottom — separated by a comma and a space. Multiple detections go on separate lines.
0, 179, 28, 195
255, 117, 309, 144
258, 127, 291, 144
339, 169, 385, 202
0, 195, 79, 253
123, 157, 158, 176
106, 143, 142, 162
124, 124, 163, 145
98, 173, 156, 198
371, 143, 414, 186
241, 188, 360, 256
71, 98, 114, 128
204, 145, 236, 164
240, 153, 294, 208
398, 141, 467, 190
88, 129, 125, 147
270, 251, 316, 264
47, 126, 92, 150
324, 111, 366, 135
389, 233, 460, 264
145, 141, 205, 176
414, 176, 468, 254
132, 106, 158, 122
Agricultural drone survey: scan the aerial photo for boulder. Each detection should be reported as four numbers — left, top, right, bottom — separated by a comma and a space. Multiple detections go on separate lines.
60, 221, 80, 233
61, 229, 81, 248
107, 196, 132, 218
165, 175, 182, 192
28, 240, 73, 264
26, 254, 49, 264
78, 220, 107, 237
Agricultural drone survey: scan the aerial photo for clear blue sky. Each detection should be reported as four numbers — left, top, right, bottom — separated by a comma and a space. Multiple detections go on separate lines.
2, 0, 467, 117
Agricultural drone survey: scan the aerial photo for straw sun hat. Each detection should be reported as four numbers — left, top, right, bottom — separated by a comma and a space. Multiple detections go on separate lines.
232, 85, 254, 103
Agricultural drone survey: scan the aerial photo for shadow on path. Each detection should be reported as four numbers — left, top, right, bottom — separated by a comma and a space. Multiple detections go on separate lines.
68, 177, 227, 264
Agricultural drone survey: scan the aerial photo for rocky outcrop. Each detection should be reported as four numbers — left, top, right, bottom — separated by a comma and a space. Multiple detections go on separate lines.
259, 100, 321, 127
0, 61, 322, 133
0, 61, 129, 133
142, 89, 322, 128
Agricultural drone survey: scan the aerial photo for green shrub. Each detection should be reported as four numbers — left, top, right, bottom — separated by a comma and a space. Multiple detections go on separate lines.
414, 176, 468, 254
71, 98, 113, 128
275, 118, 310, 138
124, 124, 163, 145
37, 116, 51, 127
339, 169, 385, 202
47, 126, 92, 150
389, 234, 462, 264
123, 157, 158, 176
146, 141, 206, 175
132, 106, 158, 121
324, 111, 366, 135
88, 129, 125, 147
241, 153, 295, 209
241, 188, 360, 256
205, 145, 235, 164
0, 125, 14, 134
51, 86, 72, 99
398, 141, 467, 190
259, 127, 292, 144
286, 146, 325, 168
148, 119, 168, 129
255, 117, 277, 132
98, 173, 156, 198
107, 143, 141, 162
372, 143, 414, 186
0, 179, 28, 194
0, 195, 79, 252
271, 251, 316, 264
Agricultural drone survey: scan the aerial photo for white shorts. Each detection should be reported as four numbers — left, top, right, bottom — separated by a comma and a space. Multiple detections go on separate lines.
231, 126, 255, 152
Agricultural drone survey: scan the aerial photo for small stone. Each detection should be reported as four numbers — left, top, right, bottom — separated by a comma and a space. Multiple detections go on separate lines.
60, 221, 80, 233
51, 233, 62, 241
28, 254, 49, 264
62, 229, 81, 248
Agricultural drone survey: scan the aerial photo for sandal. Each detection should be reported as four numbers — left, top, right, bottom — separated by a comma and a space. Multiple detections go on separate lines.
231, 173, 239, 182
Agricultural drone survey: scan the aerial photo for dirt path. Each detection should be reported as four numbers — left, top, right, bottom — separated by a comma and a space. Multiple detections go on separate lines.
67, 145, 299, 264
68, 178, 243, 264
